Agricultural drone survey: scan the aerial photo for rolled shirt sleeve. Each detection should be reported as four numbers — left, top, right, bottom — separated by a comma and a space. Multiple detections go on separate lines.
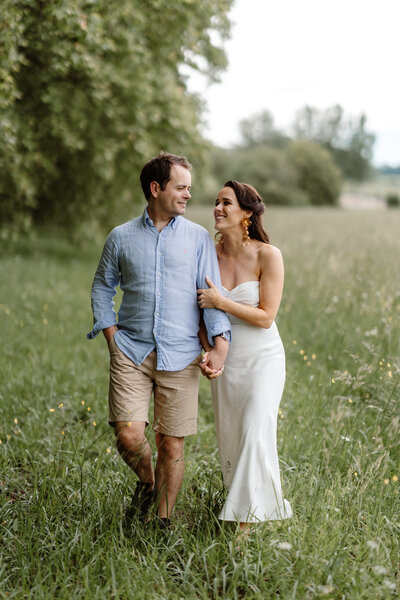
87, 230, 120, 339
196, 231, 231, 346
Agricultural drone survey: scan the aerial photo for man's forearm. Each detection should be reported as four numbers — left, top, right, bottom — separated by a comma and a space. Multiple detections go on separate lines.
103, 325, 118, 343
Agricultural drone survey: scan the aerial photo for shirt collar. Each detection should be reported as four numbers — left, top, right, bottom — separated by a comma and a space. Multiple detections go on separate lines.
142, 207, 181, 230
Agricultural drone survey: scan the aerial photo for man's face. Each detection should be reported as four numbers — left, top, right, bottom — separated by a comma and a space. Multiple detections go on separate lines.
153, 164, 191, 218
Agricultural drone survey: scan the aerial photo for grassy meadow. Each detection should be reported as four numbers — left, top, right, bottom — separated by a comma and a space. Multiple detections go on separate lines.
0, 206, 399, 599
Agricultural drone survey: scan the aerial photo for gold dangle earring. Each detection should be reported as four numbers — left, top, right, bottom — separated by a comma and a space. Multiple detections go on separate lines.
241, 216, 251, 247
215, 232, 224, 245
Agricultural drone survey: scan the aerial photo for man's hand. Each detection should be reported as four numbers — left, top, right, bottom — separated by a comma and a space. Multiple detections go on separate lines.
199, 335, 229, 380
199, 352, 224, 380
103, 325, 118, 344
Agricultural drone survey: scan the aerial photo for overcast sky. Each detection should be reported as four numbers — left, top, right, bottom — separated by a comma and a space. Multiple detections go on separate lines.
186, 0, 400, 166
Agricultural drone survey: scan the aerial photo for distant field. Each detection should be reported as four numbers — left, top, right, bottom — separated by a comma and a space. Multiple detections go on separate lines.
1, 207, 399, 599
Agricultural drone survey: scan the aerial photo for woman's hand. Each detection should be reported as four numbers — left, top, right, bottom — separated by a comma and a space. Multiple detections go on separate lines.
197, 277, 223, 309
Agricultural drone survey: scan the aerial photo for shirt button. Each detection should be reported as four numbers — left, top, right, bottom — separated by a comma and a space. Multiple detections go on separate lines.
156, 312, 160, 316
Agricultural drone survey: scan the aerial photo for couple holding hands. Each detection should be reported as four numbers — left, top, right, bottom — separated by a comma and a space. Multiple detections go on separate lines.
88, 152, 292, 533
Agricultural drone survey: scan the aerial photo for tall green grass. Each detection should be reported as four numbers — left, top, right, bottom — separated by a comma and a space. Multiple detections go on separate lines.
1, 208, 399, 599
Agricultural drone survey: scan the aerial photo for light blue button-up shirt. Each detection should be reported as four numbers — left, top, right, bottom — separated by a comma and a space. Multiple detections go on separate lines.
87, 209, 231, 371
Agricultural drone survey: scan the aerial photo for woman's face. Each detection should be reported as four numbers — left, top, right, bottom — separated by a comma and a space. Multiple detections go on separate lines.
214, 186, 250, 232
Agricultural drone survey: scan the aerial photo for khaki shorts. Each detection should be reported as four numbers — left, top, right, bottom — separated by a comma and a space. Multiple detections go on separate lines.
108, 337, 202, 437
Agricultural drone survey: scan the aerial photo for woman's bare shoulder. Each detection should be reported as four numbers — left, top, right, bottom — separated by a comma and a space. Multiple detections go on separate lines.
258, 242, 282, 262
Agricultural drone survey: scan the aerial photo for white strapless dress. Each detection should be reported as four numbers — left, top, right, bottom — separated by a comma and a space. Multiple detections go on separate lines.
211, 281, 292, 522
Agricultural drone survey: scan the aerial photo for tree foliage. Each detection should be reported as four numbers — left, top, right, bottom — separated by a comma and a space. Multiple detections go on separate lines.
200, 110, 343, 208
293, 104, 375, 180
0, 0, 233, 234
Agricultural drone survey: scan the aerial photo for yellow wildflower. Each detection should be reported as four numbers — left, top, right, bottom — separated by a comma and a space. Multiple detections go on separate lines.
388, 371, 392, 378
331, 378, 335, 383
348, 398, 352, 403
61, 431, 65, 435
384, 479, 389, 485
81, 400, 85, 405
293, 340, 297, 345
58, 403, 64, 408
92, 421, 96, 426
312, 354, 316, 360
393, 475, 398, 482
300, 349, 305, 355
49, 408, 55, 412
87, 407, 91, 412
106, 448, 111, 453
354, 472, 358, 477
14, 418, 18, 424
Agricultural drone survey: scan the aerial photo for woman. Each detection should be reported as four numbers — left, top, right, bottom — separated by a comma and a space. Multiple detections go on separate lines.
198, 180, 292, 532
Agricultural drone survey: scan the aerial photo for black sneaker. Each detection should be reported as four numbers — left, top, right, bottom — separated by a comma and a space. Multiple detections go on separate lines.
125, 481, 154, 522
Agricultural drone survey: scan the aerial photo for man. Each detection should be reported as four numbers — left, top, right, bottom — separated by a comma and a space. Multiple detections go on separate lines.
87, 152, 230, 528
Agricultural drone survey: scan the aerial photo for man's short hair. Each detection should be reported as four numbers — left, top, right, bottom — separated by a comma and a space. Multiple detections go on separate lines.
140, 152, 192, 200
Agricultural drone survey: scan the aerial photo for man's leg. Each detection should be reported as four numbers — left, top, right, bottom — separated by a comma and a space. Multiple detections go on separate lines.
154, 434, 185, 518
114, 421, 155, 492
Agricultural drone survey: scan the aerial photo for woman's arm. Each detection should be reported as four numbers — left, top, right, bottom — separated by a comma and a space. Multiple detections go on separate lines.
198, 312, 213, 352
197, 245, 284, 329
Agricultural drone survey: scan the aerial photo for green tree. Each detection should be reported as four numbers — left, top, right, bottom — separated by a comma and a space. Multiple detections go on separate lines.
239, 110, 288, 148
288, 140, 342, 206
293, 104, 375, 181
0, 0, 233, 234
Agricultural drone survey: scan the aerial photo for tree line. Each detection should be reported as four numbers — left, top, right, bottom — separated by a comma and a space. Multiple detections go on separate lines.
0, 0, 233, 236
198, 106, 375, 208
1, 1, 376, 237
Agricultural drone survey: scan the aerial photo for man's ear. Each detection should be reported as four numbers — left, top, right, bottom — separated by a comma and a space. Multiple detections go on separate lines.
150, 181, 159, 198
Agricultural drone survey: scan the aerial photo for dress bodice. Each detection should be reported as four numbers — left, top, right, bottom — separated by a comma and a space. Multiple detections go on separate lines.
222, 281, 260, 324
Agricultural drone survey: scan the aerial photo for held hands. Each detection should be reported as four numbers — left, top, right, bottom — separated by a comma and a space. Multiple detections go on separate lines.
197, 277, 222, 309
199, 351, 225, 380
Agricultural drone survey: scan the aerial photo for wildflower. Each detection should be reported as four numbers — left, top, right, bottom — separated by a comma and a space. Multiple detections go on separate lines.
331, 378, 335, 383
373, 565, 387, 575
92, 421, 96, 426
49, 408, 55, 412
307, 361, 311, 366
303, 355, 307, 360
388, 371, 392, 378
106, 448, 111, 453
312, 354, 316, 360
384, 479, 389, 485
383, 580, 396, 591
87, 407, 91, 412
354, 472, 358, 477
366, 540, 379, 550
393, 475, 398, 482
300, 349, 305, 355
293, 340, 297, 345
0, 440, 2, 445
274, 541, 292, 550
58, 403, 64, 408
81, 400, 85, 405
43, 318, 48, 325
13, 418, 18, 424
387, 363, 391, 367
7, 435, 11, 440
348, 398, 352, 403
61, 431, 65, 435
